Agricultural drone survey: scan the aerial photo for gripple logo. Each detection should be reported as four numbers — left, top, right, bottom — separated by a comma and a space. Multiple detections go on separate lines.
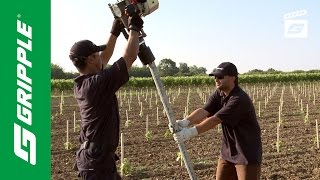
283, 10, 308, 39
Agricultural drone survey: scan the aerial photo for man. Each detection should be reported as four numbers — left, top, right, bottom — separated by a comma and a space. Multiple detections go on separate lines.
173, 62, 262, 180
69, 13, 144, 179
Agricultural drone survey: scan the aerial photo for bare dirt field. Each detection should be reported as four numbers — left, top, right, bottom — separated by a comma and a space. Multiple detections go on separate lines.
51, 83, 320, 179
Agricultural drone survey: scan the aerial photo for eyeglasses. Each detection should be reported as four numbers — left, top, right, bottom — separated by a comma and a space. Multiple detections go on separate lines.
214, 76, 224, 80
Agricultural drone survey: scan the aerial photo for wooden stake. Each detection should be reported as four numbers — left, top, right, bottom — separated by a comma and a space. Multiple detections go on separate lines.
265, 97, 267, 109
60, 91, 64, 105
126, 110, 129, 122
121, 133, 124, 176
149, 97, 152, 109
139, 102, 143, 117
258, 101, 261, 117
156, 107, 159, 126
60, 102, 63, 115
276, 123, 280, 153
128, 99, 131, 111
66, 120, 69, 143
278, 106, 281, 124
130, 90, 132, 103
73, 111, 76, 132
316, 120, 319, 149
146, 115, 149, 133
305, 104, 309, 123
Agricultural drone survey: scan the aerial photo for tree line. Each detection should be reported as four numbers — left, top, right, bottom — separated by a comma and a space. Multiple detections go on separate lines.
52, 58, 320, 79
51, 58, 207, 79
243, 68, 320, 74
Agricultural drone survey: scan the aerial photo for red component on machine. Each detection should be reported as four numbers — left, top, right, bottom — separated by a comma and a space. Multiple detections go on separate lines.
129, 0, 138, 4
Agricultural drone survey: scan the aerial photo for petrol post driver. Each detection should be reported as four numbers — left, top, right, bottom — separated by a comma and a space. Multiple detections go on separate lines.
108, 1, 197, 179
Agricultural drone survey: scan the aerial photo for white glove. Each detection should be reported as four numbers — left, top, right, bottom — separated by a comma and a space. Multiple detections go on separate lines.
173, 127, 198, 143
168, 118, 190, 133
176, 119, 190, 129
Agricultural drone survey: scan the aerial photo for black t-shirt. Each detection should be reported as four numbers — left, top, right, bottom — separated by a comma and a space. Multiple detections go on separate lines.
74, 58, 129, 153
203, 85, 262, 165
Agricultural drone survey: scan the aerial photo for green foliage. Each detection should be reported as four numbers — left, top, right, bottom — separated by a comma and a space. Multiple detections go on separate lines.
51, 63, 65, 79
304, 114, 309, 123
51, 73, 320, 90
244, 68, 282, 74
247, 69, 264, 74
164, 129, 172, 138
75, 124, 81, 132
129, 60, 206, 77
121, 158, 133, 176
176, 152, 182, 162
176, 152, 183, 166
179, 62, 189, 74
239, 73, 320, 83
189, 65, 207, 75
125, 120, 132, 128
128, 66, 151, 77
274, 140, 284, 152
145, 131, 153, 141
51, 79, 74, 91
51, 63, 78, 79
158, 58, 179, 76
64, 142, 72, 150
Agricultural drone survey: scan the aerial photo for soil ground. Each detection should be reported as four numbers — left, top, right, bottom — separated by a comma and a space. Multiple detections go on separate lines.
51, 83, 320, 179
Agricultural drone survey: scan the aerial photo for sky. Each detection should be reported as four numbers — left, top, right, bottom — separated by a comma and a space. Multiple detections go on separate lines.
52, 0, 320, 74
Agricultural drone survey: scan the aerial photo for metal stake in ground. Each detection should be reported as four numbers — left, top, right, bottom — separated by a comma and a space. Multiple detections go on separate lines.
107, 7, 196, 177
122, 30, 197, 180
148, 62, 197, 180
134, 34, 197, 179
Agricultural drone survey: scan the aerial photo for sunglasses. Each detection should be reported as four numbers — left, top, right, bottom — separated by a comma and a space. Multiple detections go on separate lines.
214, 76, 224, 80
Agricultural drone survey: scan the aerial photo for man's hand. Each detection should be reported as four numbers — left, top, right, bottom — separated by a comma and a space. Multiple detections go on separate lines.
128, 12, 144, 32
110, 19, 124, 37
173, 127, 198, 143
168, 118, 190, 133
177, 119, 190, 129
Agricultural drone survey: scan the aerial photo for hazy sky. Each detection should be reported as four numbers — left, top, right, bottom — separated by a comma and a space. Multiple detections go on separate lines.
52, 0, 319, 74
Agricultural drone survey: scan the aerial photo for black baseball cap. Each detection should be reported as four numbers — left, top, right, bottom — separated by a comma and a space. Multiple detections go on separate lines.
69, 40, 106, 60
209, 62, 238, 77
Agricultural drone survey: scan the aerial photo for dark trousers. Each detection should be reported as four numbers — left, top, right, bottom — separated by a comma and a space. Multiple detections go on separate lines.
76, 149, 121, 180
216, 158, 261, 180
79, 168, 121, 180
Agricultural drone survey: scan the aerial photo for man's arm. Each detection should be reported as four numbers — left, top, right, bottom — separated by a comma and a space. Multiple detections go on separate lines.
100, 34, 117, 67
195, 115, 222, 134
186, 108, 210, 125
121, 12, 144, 69
173, 115, 222, 143
122, 30, 139, 69
100, 19, 124, 67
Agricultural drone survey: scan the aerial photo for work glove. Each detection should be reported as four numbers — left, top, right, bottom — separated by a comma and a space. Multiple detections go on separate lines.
177, 119, 190, 128
168, 118, 190, 133
173, 127, 198, 144
110, 19, 124, 37
127, 11, 144, 32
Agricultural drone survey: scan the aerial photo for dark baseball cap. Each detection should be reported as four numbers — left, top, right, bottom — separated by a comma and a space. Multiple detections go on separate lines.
69, 40, 106, 60
209, 62, 238, 77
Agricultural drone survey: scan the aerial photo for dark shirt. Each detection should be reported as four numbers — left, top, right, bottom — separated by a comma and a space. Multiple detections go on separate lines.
203, 85, 262, 165
74, 58, 129, 153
